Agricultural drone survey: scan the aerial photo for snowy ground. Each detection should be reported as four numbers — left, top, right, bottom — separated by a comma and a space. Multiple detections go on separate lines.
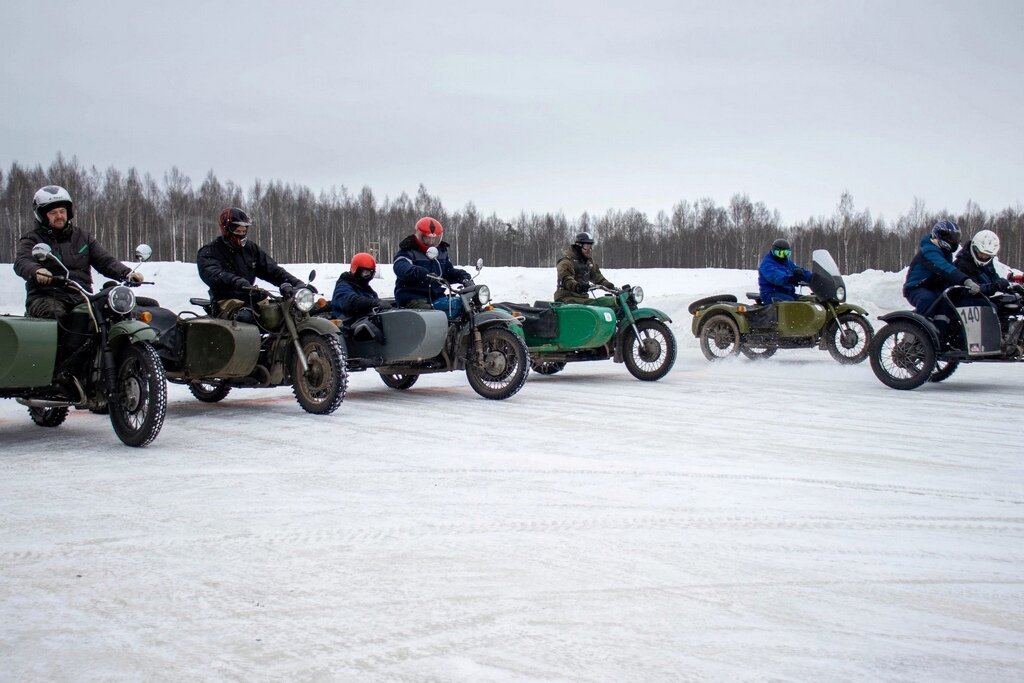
1, 260, 1022, 681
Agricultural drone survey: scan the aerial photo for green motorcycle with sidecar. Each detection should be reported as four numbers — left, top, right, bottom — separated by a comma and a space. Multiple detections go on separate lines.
690, 249, 873, 363
493, 283, 677, 381
0, 243, 167, 447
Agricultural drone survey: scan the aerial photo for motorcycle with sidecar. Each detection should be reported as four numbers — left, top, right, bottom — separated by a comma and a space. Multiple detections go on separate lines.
137, 273, 348, 414
492, 283, 677, 381
0, 243, 167, 447
690, 249, 873, 364
321, 257, 531, 400
869, 282, 1024, 389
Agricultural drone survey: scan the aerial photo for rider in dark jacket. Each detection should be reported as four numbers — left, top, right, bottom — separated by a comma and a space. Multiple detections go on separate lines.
953, 230, 1011, 296
757, 238, 812, 304
196, 208, 304, 319
332, 252, 387, 318
902, 220, 979, 315
392, 217, 471, 310
554, 232, 616, 305
14, 185, 142, 318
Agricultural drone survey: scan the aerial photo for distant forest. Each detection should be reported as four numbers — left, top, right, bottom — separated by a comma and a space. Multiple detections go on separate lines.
2, 154, 1023, 273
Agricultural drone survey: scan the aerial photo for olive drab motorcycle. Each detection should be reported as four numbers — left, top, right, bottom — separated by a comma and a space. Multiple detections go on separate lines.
322, 254, 531, 400
137, 272, 348, 414
0, 244, 167, 447
493, 283, 677, 381
690, 249, 873, 364
869, 282, 1024, 390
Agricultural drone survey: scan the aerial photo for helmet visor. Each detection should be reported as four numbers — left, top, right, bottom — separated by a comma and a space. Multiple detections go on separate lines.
420, 233, 442, 247
773, 248, 791, 258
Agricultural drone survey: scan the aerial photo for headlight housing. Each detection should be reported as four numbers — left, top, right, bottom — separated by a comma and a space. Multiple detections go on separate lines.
835, 286, 846, 302
631, 286, 644, 304
107, 285, 136, 315
294, 287, 315, 312
476, 285, 491, 306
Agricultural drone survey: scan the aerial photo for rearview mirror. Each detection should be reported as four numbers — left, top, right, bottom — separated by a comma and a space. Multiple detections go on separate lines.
32, 243, 53, 262
426, 246, 439, 260
134, 244, 153, 262
475, 258, 483, 272
308, 269, 317, 282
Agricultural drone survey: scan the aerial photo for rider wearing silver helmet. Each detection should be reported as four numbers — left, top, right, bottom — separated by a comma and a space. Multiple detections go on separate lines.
13, 185, 143, 318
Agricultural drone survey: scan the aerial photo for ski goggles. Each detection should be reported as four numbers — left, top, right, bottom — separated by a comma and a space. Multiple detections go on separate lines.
773, 248, 791, 258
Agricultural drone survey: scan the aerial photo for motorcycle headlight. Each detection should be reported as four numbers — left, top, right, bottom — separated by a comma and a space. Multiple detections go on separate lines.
631, 286, 644, 304
476, 285, 491, 306
835, 286, 846, 302
294, 287, 315, 312
107, 285, 136, 315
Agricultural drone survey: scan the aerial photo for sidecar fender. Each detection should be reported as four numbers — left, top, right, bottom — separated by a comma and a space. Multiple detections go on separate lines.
878, 310, 941, 348
0, 316, 58, 388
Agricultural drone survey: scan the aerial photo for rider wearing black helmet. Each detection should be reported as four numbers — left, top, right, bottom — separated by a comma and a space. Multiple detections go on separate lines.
757, 237, 813, 304
13, 185, 143, 318
554, 231, 617, 305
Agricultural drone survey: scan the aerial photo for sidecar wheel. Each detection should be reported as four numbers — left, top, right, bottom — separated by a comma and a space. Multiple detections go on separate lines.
109, 343, 167, 447
530, 361, 566, 376
869, 321, 935, 390
826, 313, 873, 364
189, 379, 232, 403
740, 343, 777, 360
379, 373, 419, 390
699, 314, 740, 361
466, 327, 530, 400
29, 406, 69, 428
930, 360, 959, 383
292, 333, 348, 415
623, 319, 677, 381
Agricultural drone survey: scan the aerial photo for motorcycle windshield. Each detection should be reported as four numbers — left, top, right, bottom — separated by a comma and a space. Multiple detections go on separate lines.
810, 249, 844, 301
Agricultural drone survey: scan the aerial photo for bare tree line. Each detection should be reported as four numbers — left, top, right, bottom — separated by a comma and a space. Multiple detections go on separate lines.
3, 154, 1023, 273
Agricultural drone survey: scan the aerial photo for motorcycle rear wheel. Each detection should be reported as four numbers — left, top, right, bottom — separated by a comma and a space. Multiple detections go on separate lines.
379, 373, 419, 390
109, 343, 167, 447
466, 327, 530, 400
869, 321, 935, 390
189, 379, 232, 402
29, 406, 69, 427
740, 343, 777, 360
930, 359, 959, 383
292, 333, 348, 415
623, 319, 677, 381
531, 361, 566, 375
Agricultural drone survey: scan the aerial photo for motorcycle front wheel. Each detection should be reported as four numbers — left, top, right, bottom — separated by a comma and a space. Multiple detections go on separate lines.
623, 319, 677, 381
29, 406, 69, 427
292, 333, 348, 415
869, 321, 936, 390
109, 342, 168, 447
466, 327, 530, 400
825, 313, 873, 364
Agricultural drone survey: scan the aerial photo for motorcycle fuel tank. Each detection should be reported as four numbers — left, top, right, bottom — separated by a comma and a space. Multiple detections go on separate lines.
182, 317, 262, 378
775, 301, 827, 337
0, 316, 58, 388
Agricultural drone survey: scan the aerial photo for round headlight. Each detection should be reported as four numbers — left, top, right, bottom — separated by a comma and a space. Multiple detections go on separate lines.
476, 285, 491, 305
107, 285, 136, 315
294, 287, 315, 312
631, 286, 644, 304
835, 286, 846, 302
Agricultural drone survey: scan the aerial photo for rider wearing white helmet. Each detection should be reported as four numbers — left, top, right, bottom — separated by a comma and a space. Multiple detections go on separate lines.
953, 229, 1013, 296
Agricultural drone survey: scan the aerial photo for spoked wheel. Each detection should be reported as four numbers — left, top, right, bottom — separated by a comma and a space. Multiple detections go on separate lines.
379, 373, 419, 390
869, 321, 936, 390
623, 319, 677, 381
29, 406, 69, 428
466, 327, 530, 400
292, 333, 348, 415
531, 361, 566, 376
109, 343, 167, 447
930, 359, 960, 383
189, 379, 232, 403
826, 313, 873, 364
699, 314, 741, 360
740, 343, 777, 360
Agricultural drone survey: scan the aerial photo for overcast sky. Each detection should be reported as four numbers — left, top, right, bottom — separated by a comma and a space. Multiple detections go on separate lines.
2, 1, 1021, 223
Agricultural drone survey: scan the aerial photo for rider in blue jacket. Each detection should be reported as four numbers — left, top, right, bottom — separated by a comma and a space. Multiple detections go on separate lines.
331, 252, 388, 319
758, 238, 813, 304
393, 217, 471, 316
902, 220, 980, 315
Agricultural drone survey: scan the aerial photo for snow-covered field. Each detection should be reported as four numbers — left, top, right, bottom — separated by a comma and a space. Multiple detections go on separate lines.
1, 260, 1022, 681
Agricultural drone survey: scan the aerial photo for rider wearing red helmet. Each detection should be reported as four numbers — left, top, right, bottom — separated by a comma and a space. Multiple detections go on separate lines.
393, 216, 471, 311
331, 252, 389, 318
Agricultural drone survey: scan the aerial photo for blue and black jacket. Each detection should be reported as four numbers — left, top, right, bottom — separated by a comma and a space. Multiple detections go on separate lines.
903, 232, 969, 297
331, 271, 381, 318
392, 236, 470, 306
757, 251, 812, 304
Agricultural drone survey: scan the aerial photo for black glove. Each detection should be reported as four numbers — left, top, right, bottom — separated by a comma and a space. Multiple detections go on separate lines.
410, 266, 428, 280
250, 287, 270, 301
375, 300, 392, 311
788, 272, 804, 285
279, 283, 295, 298
996, 277, 1010, 292
575, 281, 590, 294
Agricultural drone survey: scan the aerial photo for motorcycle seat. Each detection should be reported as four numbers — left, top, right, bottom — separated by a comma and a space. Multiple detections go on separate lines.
190, 298, 212, 307
687, 294, 738, 314
495, 302, 559, 338
347, 317, 386, 344
746, 292, 763, 305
